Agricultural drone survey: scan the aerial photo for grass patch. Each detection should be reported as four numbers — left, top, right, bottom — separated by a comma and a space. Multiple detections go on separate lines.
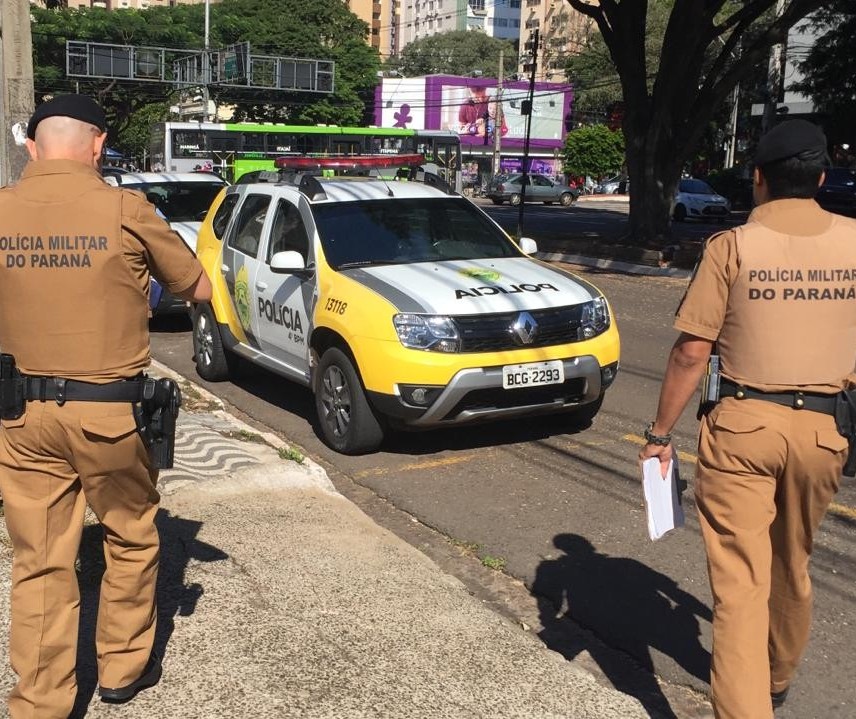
180, 382, 220, 412
450, 538, 482, 555
480, 555, 507, 572
278, 446, 305, 464
220, 429, 266, 444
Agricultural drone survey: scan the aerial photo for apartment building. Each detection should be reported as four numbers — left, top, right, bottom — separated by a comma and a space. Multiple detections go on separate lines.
519, 0, 593, 82
347, 0, 396, 59
397, 0, 521, 55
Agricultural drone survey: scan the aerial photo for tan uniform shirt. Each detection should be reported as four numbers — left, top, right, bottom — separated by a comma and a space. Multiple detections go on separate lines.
0, 160, 203, 382
675, 198, 856, 393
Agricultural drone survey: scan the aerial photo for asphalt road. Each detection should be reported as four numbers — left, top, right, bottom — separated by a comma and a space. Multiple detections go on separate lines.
151, 211, 855, 718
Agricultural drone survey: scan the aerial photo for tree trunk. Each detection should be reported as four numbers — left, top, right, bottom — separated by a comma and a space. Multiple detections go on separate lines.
623, 110, 684, 249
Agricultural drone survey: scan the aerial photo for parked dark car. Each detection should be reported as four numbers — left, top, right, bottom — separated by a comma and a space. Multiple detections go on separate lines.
816, 168, 856, 217
486, 173, 580, 206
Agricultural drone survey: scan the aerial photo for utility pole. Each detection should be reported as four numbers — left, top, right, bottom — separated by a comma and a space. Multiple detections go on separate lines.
761, 0, 786, 134
201, 0, 213, 122
517, 29, 538, 240
0, 0, 35, 186
492, 49, 504, 178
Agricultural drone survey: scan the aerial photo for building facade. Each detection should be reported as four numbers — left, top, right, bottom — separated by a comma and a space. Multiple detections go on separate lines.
397, 0, 521, 54
347, 0, 396, 59
518, 0, 593, 83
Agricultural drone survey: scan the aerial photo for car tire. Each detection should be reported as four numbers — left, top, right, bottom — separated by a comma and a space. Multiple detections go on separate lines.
673, 203, 687, 222
192, 303, 237, 381
315, 347, 385, 455
559, 192, 575, 207
510, 193, 522, 206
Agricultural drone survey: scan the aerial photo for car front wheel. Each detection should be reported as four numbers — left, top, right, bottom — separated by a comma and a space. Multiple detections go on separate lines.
559, 192, 575, 207
192, 303, 237, 381
673, 203, 687, 222
315, 347, 385, 455
510, 193, 522, 206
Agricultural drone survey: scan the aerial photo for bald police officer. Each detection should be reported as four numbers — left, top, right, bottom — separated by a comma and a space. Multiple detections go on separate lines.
0, 95, 212, 717
640, 119, 856, 719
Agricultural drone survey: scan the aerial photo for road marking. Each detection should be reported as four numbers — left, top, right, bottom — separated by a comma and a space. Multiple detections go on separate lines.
623, 434, 856, 521
355, 454, 477, 479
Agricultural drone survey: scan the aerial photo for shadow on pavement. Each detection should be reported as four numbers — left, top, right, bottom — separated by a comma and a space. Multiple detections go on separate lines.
532, 533, 712, 719
70, 510, 228, 717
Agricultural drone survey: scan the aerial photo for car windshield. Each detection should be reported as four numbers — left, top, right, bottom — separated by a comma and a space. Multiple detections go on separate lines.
679, 179, 715, 194
312, 198, 521, 269
121, 181, 225, 222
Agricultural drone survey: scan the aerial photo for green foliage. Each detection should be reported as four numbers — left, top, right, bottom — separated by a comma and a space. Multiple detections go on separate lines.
31, 0, 381, 151
565, 0, 671, 123
394, 31, 517, 78
792, 3, 856, 145
561, 125, 625, 179
116, 102, 168, 160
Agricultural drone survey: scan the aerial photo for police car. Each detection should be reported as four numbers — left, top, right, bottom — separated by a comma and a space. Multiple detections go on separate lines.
191, 155, 620, 454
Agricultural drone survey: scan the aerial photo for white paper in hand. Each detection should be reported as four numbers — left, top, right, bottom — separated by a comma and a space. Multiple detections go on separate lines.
641, 457, 685, 541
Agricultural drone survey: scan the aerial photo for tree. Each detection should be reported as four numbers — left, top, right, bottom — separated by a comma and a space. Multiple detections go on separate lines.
565, 0, 829, 247
561, 125, 625, 180
31, 0, 381, 151
393, 31, 517, 78
792, 3, 856, 149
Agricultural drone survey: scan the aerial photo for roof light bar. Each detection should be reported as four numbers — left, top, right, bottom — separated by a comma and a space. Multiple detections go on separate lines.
274, 154, 426, 170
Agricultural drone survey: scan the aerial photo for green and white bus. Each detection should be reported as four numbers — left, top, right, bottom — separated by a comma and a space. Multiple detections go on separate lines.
147, 122, 462, 188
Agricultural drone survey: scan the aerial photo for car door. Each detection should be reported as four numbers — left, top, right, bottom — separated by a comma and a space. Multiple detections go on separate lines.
253, 197, 315, 380
221, 191, 274, 349
531, 174, 553, 202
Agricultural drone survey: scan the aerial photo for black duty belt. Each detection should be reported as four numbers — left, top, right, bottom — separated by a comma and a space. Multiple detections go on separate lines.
719, 378, 837, 415
23, 376, 144, 405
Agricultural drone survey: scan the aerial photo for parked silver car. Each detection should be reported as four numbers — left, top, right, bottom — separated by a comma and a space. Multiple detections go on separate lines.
486, 173, 580, 206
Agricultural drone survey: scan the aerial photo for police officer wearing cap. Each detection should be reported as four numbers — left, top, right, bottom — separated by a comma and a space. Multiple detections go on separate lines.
640, 119, 856, 718
0, 95, 212, 716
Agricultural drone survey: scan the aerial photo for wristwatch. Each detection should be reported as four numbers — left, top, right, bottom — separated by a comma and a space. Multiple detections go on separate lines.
644, 422, 672, 446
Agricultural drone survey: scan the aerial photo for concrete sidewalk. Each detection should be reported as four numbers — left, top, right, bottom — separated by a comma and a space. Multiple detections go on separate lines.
0, 366, 654, 719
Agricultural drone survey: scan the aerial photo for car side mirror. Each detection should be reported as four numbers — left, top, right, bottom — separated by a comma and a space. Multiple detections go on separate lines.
269, 250, 307, 273
519, 237, 538, 255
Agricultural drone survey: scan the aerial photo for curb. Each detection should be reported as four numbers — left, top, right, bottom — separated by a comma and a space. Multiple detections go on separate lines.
149, 359, 336, 494
537, 251, 693, 279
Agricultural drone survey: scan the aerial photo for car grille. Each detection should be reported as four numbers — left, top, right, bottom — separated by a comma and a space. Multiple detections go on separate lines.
453, 305, 585, 352
442, 378, 587, 420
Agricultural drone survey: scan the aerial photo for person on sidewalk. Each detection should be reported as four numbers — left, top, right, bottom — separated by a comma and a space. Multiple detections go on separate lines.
0, 95, 212, 717
639, 119, 856, 719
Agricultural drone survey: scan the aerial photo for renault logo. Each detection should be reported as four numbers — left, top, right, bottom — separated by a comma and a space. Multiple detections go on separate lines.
511, 312, 538, 345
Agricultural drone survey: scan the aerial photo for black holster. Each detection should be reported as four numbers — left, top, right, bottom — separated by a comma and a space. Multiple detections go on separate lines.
834, 389, 856, 477
133, 377, 181, 469
0, 354, 25, 421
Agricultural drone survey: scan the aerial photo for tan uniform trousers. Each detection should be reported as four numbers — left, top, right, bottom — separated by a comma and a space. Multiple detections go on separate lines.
695, 397, 845, 719
0, 399, 160, 719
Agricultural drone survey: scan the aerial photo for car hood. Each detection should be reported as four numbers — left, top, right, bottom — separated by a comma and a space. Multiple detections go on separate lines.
681, 193, 726, 203
340, 257, 598, 315
170, 221, 202, 253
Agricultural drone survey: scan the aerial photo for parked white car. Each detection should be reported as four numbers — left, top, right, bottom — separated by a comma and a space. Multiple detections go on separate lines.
672, 178, 730, 222
105, 172, 227, 314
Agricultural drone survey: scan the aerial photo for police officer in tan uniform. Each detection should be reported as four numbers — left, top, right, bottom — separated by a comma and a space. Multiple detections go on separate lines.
0, 95, 212, 717
640, 120, 856, 719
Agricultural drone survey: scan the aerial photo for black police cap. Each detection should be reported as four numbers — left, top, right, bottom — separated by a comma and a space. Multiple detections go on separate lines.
755, 119, 827, 166
26, 94, 107, 140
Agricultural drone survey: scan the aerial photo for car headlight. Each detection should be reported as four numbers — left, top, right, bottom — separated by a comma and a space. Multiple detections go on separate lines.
393, 314, 460, 352
579, 297, 611, 339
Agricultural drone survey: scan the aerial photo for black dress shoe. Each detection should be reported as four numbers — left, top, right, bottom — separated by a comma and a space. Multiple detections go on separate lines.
98, 653, 162, 703
771, 686, 789, 709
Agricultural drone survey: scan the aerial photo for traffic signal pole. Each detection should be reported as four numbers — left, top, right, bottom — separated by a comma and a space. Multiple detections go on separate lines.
516, 29, 538, 240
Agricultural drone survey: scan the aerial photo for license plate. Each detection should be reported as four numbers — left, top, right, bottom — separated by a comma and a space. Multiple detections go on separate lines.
502, 360, 565, 389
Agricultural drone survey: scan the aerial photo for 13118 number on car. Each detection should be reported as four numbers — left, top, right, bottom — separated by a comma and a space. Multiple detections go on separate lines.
502, 360, 565, 389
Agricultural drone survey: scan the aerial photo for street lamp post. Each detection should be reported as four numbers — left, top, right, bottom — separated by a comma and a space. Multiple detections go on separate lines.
517, 29, 539, 240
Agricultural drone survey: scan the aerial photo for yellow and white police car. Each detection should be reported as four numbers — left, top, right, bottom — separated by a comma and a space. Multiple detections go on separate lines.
192, 156, 620, 454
